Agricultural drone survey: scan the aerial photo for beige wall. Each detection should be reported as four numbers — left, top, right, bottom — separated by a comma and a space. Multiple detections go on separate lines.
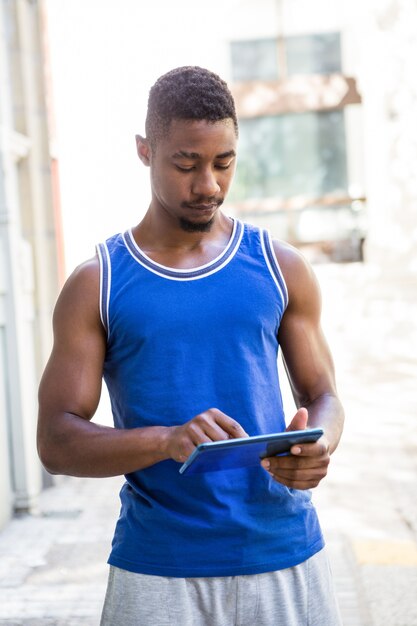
356, 0, 417, 271
0, 182, 14, 529
0, 0, 60, 528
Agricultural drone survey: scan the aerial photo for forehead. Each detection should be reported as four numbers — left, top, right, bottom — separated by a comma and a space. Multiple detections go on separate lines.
160, 118, 237, 155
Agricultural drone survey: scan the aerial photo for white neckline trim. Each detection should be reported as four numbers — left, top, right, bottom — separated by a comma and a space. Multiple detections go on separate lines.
123, 219, 244, 281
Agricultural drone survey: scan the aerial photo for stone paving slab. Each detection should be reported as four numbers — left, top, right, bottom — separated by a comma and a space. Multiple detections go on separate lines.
0, 622, 94, 625
0, 477, 121, 625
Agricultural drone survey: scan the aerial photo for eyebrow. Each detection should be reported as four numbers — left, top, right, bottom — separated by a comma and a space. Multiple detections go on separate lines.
172, 149, 236, 160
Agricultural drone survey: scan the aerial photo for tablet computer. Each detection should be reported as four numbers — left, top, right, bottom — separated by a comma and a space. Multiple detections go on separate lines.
179, 427, 324, 475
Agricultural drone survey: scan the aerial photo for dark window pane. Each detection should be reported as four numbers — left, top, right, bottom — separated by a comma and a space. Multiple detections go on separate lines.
231, 39, 278, 81
231, 111, 347, 201
286, 33, 341, 76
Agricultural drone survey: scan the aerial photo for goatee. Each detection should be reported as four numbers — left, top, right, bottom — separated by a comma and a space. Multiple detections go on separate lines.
179, 217, 215, 233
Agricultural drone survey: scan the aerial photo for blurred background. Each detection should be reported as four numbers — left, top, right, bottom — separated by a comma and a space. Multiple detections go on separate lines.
0, 1, 416, 624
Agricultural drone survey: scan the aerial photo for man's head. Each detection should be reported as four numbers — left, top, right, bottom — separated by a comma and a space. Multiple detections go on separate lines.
145, 66, 238, 149
137, 67, 238, 234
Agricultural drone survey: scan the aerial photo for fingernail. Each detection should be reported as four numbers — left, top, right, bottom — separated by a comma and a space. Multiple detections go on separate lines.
292, 446, 301, 455
261, 460, 270, 471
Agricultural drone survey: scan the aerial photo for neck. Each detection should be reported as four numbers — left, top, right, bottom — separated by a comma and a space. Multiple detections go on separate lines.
133, 208, 232, 252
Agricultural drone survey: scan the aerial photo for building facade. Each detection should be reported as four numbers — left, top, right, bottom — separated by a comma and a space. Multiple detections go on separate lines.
221, 0, 417, 272
222, 0, 366, 262
0, 0, 62, 529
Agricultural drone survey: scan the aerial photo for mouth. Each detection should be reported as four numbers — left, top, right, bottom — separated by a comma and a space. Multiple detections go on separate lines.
182, 200, 223, 212
187, 204, 217, 212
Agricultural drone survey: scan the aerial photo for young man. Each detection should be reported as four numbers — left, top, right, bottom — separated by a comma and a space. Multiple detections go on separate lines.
37, 66, 344, 625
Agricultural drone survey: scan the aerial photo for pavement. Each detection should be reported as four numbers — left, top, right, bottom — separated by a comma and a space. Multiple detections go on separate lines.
0, 262, 416, 625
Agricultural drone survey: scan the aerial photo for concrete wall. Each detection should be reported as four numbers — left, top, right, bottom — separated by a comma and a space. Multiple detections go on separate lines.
0, 182, 13, 530
355, 0, 417, 272
0, 0, 60, 528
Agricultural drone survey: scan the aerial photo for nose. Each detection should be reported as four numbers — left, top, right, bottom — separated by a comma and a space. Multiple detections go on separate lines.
191, 167, 220, 198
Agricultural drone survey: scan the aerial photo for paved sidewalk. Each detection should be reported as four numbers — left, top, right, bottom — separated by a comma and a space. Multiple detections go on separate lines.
0, 476, 122, 625
0, 473, 373, 626
0, 263, 416, 625
315, 263, 417, 626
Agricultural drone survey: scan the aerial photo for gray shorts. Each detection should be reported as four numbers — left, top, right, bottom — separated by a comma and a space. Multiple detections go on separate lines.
100, 548, 342, 626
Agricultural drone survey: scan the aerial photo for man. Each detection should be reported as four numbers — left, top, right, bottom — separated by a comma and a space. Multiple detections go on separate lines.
37, 66, 344, 625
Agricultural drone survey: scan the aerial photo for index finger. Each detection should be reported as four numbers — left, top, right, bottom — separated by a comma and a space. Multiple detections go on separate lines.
208, 408, 249, 439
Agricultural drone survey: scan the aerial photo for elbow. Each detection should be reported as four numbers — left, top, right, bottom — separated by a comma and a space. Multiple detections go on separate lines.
37, 437, 60, 475
36, 421, 67, 475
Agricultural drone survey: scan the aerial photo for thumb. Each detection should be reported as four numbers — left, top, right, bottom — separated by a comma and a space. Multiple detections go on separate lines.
286, 407, 308, 432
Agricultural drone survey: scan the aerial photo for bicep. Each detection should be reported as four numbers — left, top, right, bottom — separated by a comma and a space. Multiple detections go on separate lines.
276, 247, 337, 405
38, 260, 106, 423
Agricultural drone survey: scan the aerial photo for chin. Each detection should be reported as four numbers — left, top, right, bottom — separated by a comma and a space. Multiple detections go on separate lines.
179, 217, 215, 233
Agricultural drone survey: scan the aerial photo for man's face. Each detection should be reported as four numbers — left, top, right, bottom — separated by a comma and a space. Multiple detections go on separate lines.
143, 118, 237, 232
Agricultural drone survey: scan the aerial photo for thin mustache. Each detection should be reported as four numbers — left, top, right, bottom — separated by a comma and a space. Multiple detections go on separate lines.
182, 198, 223, 209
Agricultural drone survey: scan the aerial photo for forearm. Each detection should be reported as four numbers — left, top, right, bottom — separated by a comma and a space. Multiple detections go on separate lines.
302, 392, 344, 454
37, 412, 172, 478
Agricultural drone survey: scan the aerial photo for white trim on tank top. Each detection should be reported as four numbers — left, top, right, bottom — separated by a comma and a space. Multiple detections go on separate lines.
122, 218, 244, 281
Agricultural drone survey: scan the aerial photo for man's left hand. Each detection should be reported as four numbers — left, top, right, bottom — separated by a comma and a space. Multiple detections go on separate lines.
260, 408, 330, 490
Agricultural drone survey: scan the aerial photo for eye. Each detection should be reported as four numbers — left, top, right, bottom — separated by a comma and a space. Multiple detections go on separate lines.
176, 165, 195, 172
215, 161, 233, 170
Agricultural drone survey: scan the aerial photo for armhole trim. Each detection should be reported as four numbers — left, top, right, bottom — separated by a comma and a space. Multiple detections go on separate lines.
96, 242, 111, 338
260, 230, 289, 310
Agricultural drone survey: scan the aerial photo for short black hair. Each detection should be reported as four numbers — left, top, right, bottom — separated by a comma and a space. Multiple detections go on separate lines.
145, 66, 238, 147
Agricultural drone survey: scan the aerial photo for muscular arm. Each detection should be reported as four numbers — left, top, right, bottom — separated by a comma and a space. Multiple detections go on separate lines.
277, 242, 344, 451
260, 241, 344, 489
37, 257, 245, 478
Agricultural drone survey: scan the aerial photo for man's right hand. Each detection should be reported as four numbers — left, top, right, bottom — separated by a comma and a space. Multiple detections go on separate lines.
166, 408, 248, 463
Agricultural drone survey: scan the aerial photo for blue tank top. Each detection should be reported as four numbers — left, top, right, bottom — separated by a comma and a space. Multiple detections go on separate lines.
97, 219, 324, 577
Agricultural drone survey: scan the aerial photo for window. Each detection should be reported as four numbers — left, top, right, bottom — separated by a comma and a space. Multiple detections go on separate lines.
230, 31, 348, 202
231, 39, 278, 82
286, 33, 342, 76
231, 111, 347, 202
230, 33, 341, 81
229, 32, 365, 260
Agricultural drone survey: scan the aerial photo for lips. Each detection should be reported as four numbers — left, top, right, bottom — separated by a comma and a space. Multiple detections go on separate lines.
183, 200, 223, 211
187, 204, 217, 210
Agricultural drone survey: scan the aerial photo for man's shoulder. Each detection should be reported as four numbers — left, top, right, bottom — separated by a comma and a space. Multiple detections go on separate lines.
270, 239, 319, 306
271, 238, 306, 269
51, 255, 103, 334
70, 255, 101, 283
57, 256, 101, 311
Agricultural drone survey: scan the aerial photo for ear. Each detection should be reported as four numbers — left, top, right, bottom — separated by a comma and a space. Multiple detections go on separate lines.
135, 134, 151, 166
